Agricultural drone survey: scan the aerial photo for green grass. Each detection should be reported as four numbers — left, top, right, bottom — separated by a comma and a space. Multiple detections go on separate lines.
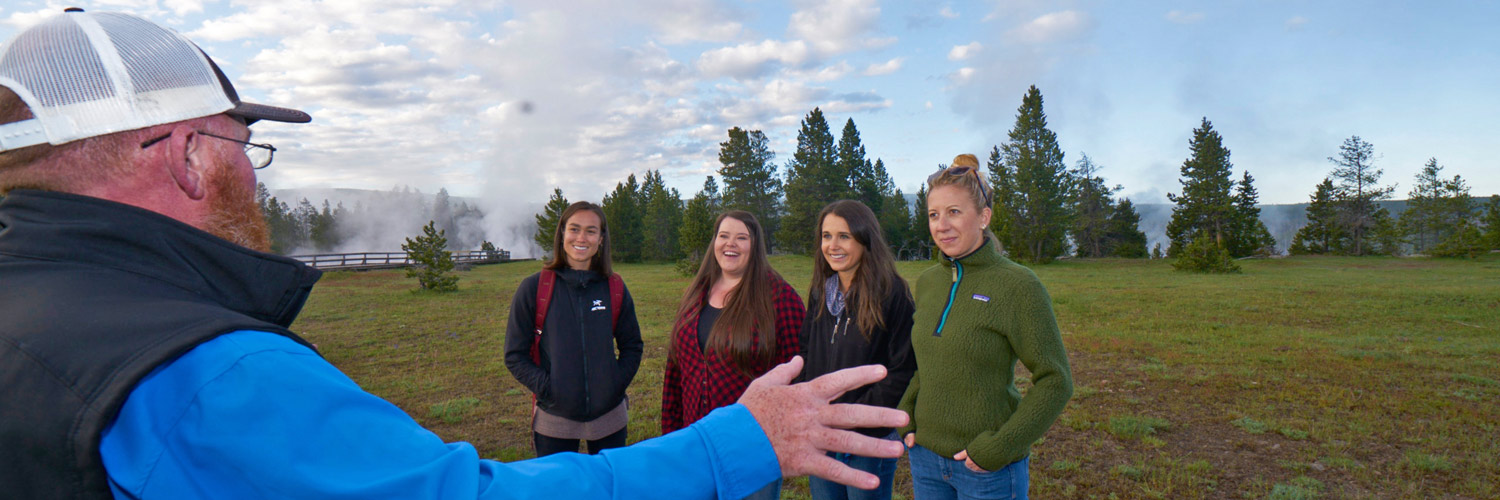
1107, 416, 1172, 440
293, 253, 1500, 499
428, 396, 482, 424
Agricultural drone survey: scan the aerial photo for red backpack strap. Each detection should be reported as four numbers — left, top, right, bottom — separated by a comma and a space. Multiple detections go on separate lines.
608, 273, 624, 328
531, 270, 556, 365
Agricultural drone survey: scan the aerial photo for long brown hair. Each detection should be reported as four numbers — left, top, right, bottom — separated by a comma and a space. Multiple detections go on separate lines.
809, 200, 909, 339
670, 210, 781, 376
543, 201, 613, 276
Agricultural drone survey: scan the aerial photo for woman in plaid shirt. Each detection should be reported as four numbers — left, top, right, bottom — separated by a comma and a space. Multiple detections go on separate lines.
663, 210, 804, 500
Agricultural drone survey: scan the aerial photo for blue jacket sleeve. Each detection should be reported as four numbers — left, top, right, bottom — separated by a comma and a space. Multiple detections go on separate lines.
100, 330, 779, 500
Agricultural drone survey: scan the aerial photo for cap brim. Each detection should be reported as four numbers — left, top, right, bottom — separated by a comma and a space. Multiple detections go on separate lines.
230, 101, 311, 125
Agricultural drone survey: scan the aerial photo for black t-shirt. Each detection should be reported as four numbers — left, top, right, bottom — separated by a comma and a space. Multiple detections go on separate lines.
698, 304, 721, 354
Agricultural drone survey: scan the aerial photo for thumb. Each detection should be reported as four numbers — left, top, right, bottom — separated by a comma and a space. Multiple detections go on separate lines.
757, 356, 804, 387
953, 450, 968, 461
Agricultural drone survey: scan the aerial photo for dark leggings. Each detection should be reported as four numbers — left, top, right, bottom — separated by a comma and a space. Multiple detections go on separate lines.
533, 427, 628, 457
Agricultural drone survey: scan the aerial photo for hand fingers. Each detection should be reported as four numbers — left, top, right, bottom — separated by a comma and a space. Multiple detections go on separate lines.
953, 450, 968, 461
813, 428, 905, 460
965, 458, 985, 473
903, 433, 916, 448
805, 364, 888, 400
803, 454, 881, 490
753, 356, 805, 387
822, 404, 908, 430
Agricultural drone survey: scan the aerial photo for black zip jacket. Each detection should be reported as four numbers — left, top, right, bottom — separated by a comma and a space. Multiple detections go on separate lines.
504, 268, 644, 421
0, 190, 319, 499
796, 278, 917, 437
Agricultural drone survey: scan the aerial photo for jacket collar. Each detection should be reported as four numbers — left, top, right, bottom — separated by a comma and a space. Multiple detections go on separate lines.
0, 190, 321, 327
940, 235, 1003, 269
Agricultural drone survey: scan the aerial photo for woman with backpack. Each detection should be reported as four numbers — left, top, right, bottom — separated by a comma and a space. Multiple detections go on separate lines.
662, 210, 803, 500
505, 201, 644, 456
797, 200, 916, 500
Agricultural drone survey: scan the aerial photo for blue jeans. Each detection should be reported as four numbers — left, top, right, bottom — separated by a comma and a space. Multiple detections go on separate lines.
740, 478, 782, 500
809, 431, 900, 500
907, 444, 1029, 500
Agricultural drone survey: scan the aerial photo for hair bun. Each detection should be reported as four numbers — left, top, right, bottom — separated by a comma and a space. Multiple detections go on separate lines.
951, 154, 979, 169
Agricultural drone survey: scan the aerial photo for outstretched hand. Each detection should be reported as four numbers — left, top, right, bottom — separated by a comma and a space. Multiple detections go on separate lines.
738, 356, 909, 490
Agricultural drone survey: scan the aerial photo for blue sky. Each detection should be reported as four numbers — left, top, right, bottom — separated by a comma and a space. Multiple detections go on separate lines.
3, 1, 1496, 232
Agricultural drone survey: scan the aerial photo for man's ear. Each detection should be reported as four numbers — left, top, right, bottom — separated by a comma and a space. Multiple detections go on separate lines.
165, 125, 210, 201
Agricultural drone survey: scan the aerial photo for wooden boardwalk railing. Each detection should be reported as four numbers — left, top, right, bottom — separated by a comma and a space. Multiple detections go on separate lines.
290, 250, 514, 271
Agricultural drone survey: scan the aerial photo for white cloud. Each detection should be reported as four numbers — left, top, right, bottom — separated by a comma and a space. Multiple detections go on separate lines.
163, 0, 205, 17
862, 58, 902, 76
1, 7, 61, 30
950, 67, 975, 85
696, 39, 811, 79
948, 42, 981, 61
787, 0, 884, 55
1286, 16, 1308, 31
924, 101, 933, 110
939, 6, 959, 19
800, 61, 854, 82
821, 90, 891, 114
1007, 10, 1094, 44
635, 0, 744, 44
1165, 11, 1204, 25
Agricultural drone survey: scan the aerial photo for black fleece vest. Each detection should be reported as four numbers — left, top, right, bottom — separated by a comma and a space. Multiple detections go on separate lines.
0, 190, 321, 498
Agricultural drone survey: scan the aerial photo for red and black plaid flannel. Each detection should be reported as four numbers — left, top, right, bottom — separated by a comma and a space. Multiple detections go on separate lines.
660, 274, 804, 434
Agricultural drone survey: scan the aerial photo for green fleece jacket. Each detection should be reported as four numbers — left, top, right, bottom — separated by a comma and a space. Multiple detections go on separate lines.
897, 238, 1072, 471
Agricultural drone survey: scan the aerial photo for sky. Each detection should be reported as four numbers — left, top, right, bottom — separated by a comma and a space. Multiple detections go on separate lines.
3, 1, 1497, 232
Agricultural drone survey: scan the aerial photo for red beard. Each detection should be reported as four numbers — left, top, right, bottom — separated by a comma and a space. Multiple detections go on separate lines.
200, 160, 272, 252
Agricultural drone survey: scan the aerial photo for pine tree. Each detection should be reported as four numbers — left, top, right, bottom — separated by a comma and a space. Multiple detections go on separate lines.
985, 146, 1015, 249
1068, 153, 1119, 258
602, 174, 645, 262
1151, 243, 1164, 260
879, 188, 912, 259
1480, 196, 1500, 250
1328, 136, 1395, 255
840, 118, 879, 209
778, 108, 841, 254
1400, 158, 1477, 254
534, 188, 569, 257
640, 170, 684, 261
1105, 198, 1148, 258
310, 200, 338, 252
912, 183, 932, 260
433, 188, 453, 236
402, 220, 459, 292
1227, 171, 1275, 257
1401, 158, 1446, 251
1289, 179, 1346, 255
999, 86, 1071, 264
718, 127, 781, 242
1165, 118, 1237, 257
680, 176, 721, 259
256, 183, 295, 254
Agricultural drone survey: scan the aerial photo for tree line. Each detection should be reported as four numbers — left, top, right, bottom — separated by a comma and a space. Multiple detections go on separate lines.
1288, 137, 1500, 258
257, 184, 486, 255
534, 85, 1499, 265
536, 89, 1154, 265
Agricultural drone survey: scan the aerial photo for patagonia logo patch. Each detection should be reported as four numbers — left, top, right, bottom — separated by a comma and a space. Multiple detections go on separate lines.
972, 294, 990, 302
591, 299, 607, 312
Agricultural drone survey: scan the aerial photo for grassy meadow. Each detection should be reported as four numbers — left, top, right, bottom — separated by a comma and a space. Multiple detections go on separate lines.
292, 254, 1500, 499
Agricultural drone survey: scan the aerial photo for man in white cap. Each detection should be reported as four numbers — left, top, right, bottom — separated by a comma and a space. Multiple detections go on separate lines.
0, 9, 905, 500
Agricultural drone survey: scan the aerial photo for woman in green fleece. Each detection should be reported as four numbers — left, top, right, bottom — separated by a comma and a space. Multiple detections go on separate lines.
898, 154, 1073, 500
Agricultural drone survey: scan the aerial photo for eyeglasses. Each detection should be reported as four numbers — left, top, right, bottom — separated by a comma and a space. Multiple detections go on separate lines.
140, 131, 277, 169
926, 164, 991, 207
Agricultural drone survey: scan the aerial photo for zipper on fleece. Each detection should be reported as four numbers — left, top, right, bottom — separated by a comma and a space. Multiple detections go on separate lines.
934, 260, 963, 336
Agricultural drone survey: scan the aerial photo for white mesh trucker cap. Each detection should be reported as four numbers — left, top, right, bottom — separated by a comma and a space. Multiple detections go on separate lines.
0, 8, 311, 153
